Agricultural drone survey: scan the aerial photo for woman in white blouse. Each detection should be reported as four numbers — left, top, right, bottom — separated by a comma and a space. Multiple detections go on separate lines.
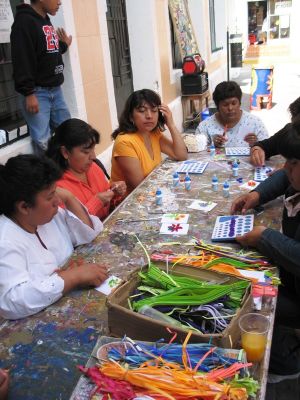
0, 154, 107, 319
196, 81, 269, 148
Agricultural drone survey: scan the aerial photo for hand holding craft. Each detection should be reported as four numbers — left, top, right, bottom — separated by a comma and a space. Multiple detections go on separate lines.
244, 133, 258, 146
97, 190, 115, 206
250, 145, 265, 167
230, 191, 260, 215
58, 264, 108, 291
110, 181, 127, 196
213, 134, 226, 147
235, 226, 267, 248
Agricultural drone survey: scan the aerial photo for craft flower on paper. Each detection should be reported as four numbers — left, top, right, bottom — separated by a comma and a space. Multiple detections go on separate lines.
108, 277, 121, 288
168, 223, 183, 232
248, 180, 257, 187
165, 213, 186, 221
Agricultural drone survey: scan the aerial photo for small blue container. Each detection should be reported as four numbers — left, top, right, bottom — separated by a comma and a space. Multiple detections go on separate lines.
155, 188, 163, 206
173, 172, 180, 187
212, 174, 218, 191
201, 108, 210, 121
184, 173, 191, 191
232, 162, 239, 177
223, 181, 230, 198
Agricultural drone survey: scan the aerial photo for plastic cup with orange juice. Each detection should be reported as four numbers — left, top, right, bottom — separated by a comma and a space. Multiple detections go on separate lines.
239, 313, 270, 363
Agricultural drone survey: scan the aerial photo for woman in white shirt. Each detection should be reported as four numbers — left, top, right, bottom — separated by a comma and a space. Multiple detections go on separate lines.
0, 154, 107, 319
196, 81, 269, 148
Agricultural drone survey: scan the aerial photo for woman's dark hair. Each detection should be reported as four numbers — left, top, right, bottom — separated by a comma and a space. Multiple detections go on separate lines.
112, 89, 165, 139
289, 97, 300, 121
46, 118, 100, 171
278, 122, 300, 160
213, 81, 242, 109
0, 154, 62, 217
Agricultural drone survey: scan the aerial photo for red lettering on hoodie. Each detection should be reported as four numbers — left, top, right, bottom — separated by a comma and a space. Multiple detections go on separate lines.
43, 25, 59, 51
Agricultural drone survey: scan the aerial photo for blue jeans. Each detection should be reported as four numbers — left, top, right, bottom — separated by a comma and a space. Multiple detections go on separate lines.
20, 86, 71, 153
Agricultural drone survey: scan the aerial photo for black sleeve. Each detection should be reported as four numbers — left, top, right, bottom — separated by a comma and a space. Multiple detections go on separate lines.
258, 228, 300, 278
59, 40, 68, 55
10, 23, 37, 96
253, 123, 291, 159
254, 168, 290, 204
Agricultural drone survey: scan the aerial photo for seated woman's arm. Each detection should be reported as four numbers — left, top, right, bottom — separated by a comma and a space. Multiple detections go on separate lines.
236, 226, 300, 277
0, 241, 107, 319
113, 156, 145, 193
56, 187, 94, 228
254, 168, 290, 204
159, 104, 187, 160
252, 123, 291, 162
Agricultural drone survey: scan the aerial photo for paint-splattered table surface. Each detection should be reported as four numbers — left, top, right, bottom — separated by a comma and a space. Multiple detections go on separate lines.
0, 150, 284, 399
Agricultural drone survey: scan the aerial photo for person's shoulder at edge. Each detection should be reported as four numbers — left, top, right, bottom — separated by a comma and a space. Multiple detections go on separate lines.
241, 109, 265, 123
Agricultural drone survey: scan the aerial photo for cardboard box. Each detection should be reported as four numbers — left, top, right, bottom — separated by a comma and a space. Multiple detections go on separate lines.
107, 264, 251, 346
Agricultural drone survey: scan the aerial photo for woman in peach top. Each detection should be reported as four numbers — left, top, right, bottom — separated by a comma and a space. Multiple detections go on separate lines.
47, 118, 126, 220
111, 89, 187, 193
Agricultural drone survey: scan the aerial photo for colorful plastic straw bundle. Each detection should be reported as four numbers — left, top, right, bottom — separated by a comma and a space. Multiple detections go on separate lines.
105, 339, 246, 372
130, 265, 249, 333
79, 332, 259, 400
193, 240, 270, 266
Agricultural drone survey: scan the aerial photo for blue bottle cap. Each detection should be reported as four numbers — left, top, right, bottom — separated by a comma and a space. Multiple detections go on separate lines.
173, 172, 179, 178
232, 162, 238, 168
212, 174, 218, 183
223, 181, 229, 188
184, 173, 191, 181
156, 188, 162, 195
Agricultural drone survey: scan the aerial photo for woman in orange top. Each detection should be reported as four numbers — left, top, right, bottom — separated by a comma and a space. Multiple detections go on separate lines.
46, 118, 126, 220
111, 89, 187, 193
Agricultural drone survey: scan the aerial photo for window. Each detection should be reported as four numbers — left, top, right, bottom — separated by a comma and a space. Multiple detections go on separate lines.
269, 0, 291, 40
169, 10, 182, 69
0, 0, 28, 149
209, 0, 223, 53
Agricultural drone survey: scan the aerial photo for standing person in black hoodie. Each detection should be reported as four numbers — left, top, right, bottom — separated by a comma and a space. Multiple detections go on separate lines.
10, 0, 72, 155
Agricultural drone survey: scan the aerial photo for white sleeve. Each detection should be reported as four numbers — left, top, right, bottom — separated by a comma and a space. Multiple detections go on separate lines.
254, 117, 269, 141
0, 241, 64, 319
251, 115, 269, 141
59, 208, 103, 247
195, 121, 211, 145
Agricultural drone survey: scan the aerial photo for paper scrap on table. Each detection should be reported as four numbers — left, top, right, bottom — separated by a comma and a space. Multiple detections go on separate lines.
160, 222, 189, 235
240, 180, 260, 191
237, 269, 265, 282
188, 200, 217, 212
95, 275, 122, 295
161, 213, 189, 224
